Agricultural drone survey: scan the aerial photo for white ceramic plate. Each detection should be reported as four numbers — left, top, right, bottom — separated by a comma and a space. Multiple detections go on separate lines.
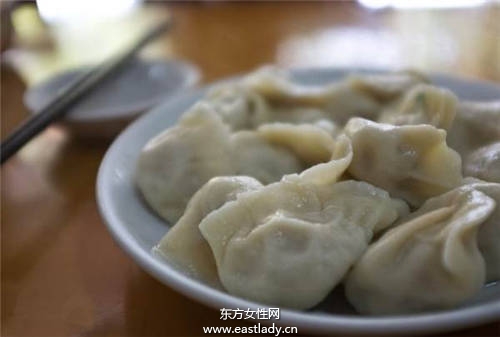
97, 68, 500, 335
25, 58, 200, 120
24, 58, 199, 138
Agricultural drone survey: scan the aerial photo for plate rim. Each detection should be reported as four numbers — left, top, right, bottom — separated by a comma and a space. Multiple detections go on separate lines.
96, 66, 500, 335
24, 58, 200, 122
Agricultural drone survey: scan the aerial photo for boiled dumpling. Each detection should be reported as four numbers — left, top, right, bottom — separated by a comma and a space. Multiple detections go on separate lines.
243, 66, 343, 105
311, 119, 341, 136
154, 176, 262, 288
344, 117, 463, 207
347, 71, 428, 101
234, 123, 350, 185
344, 188, 494, 315
207, 80, 344, 133
137, 104, 345, 223
448, 101, 500, 156
232, 122, 344, 184
378, 84, 457, 130
297, 134, 353, 185
231, 131, 305, 183
460, 178, 500, 282
257, 124, 353, 185
136, 103, 235, 223
259, 106, 343, 133
206, 83, 269, 131
464, 142, 500, 183
199, 178, 408, 309
140, 66, 500, 316
208, 67, 427, 131
243, 67, 383, 125
258, 123, 336, 166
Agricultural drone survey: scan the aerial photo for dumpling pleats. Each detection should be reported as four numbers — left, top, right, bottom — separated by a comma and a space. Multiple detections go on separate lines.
344, 188, 494, 315
154, 176, 262, 288
345, 117, 463, 207
199, 179, 408, 309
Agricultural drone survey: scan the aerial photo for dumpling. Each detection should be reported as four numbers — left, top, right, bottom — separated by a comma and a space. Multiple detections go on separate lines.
460, 178, 500, 282
257, 123, 337, 166
140, 66, 499, 316
296, 134, 353, 185
378, 84, 457, 130
136, 105, 342, 223
206, 83, 269, 131
206, 67, 428, 131
253, 128, 353, 186
344, 117, 463, 206
464, 142, 500, 183
242, 66, 340, 105
199, 178, 408, 309
344, 188, 494, 315
347, 70, 428, 101
242, 67, 383, 125
207, 79, 344, 133
152, 128, 358, 295
136, 103, 235, 223
448, 101, 500, 156
258, 106, 343, 133
231, 131, 305, 183
235, 123, 349, 185
311, 119, 341, 136
256, 124, 353, 185
154, 176, 262, 288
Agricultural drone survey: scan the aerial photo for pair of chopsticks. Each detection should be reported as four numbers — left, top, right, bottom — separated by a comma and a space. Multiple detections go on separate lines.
0, 19, 173, 164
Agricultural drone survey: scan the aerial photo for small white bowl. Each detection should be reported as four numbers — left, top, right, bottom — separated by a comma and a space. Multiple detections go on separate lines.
24, 58, 199, 138
97, 67, 500, 335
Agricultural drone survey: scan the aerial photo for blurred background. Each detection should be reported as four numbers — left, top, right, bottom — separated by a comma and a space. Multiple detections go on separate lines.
2, 0, 499, 85
1, 1, 499, 336
2, 0, 499, 137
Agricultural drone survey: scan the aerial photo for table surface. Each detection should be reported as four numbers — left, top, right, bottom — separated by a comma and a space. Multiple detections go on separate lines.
1, 3, 499, 336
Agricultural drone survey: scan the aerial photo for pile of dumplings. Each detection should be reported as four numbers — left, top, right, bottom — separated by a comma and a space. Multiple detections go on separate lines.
135, 67, 500, 315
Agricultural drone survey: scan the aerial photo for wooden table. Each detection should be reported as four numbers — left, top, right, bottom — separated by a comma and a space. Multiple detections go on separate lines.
2, 3, 499, 336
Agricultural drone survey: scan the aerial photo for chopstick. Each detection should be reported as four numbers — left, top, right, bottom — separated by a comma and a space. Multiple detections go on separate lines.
0, 19, 173, 164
